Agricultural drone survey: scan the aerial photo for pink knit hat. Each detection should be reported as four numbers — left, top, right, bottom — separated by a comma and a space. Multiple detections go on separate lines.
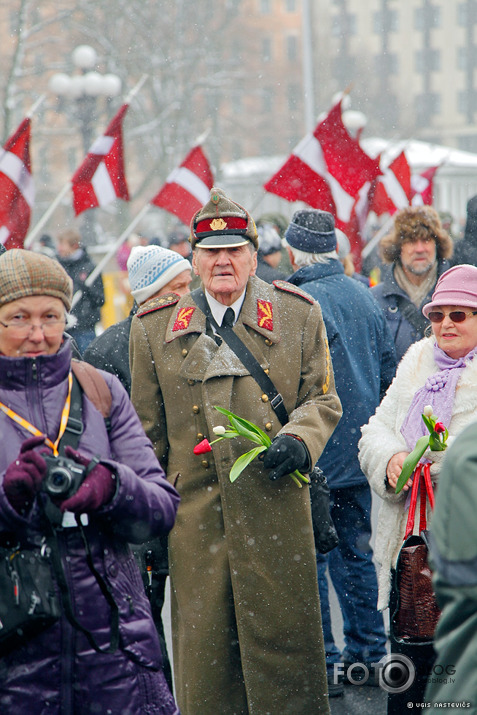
422, 264, 477, 317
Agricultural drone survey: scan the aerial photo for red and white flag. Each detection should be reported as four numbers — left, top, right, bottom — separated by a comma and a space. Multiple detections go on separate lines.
0, 118, 34, 249
263, 100, 381, 227
410, 165, 441, 206
150, 145, 214, 225
370, 150, 411, 216
71, 104, 130, 216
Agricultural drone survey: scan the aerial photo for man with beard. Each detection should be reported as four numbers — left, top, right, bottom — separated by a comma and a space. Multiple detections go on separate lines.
372, 206, 453, 362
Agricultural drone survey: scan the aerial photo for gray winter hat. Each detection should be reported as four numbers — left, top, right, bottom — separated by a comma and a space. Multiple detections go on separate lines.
285, 209, 337, 254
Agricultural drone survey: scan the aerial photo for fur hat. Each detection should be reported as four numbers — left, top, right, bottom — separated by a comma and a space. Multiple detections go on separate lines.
190, 187, 258, 250
0, 249, 73, 310
285, 209, 337, 254
127, 245, 191, 304
422, 264, 477, 317
379, 206, 453, 264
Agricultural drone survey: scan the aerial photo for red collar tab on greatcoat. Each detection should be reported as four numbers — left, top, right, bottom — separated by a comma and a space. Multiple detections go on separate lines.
257, 299, 273, 331
172, 306, 196, 331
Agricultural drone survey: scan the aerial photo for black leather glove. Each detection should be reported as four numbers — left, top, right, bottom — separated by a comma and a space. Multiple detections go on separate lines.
262, 434, 309, 481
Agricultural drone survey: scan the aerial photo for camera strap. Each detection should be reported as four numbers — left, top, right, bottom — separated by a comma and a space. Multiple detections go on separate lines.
0, 372, 74, 456
40, 500, 120, 654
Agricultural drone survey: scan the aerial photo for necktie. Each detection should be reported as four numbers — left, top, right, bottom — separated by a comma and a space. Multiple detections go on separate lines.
222, 308, 235, 328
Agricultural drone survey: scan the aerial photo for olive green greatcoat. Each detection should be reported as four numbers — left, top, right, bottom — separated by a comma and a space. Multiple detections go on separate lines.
130, 276, 342, 715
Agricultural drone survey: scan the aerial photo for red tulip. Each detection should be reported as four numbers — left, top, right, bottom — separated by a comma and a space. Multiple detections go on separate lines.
193, 439, 212, 455
434, 422, 446, 434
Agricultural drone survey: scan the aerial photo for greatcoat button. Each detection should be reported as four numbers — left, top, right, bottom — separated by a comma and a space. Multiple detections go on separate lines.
192, 405, 200, 414
201, 460, 210, 468
264, 368, 270, 375
197, 433, 204, 440
261, 394, 269, 402
182, 349, 188, 357
188, 379, 195, 385
265, 339, 272, 346
265, 422, 272, 431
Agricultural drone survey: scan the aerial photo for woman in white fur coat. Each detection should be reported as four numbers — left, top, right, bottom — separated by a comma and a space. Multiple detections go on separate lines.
359, 264, 477, 713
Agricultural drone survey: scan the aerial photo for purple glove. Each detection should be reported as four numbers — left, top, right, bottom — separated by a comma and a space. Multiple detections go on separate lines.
60, 446, 116, 514
3, 436, 48, 514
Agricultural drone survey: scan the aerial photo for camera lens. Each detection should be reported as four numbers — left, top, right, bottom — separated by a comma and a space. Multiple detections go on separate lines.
45, 467, 73, 496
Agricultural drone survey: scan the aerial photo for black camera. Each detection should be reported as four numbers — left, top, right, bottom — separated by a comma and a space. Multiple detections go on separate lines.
43, 456, 86, 500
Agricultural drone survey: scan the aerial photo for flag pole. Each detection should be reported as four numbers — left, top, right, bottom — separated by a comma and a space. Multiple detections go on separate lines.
124, 74, 149, 104
70, 203, 152, 309
26, 94, 46, 118
249, 188, 267, 216
361, 215, 394, 260
23, 181, 71, 249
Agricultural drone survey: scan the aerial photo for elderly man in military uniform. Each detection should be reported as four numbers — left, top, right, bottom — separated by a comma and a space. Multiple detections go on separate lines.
130, 188, 342, 715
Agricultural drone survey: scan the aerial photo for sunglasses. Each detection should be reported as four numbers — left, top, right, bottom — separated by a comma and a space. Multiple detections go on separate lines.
427, 310, 477, 324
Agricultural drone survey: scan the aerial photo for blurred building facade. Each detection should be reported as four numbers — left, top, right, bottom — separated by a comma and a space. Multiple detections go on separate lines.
323, 0, 477, 151
0, 1, 477, 241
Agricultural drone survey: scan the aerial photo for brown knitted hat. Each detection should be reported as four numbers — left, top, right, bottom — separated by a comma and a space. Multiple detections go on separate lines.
190, 187, 258, 250
0, 249, 73, 310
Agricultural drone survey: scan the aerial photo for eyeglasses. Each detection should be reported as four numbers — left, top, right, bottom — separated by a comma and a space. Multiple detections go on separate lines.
0, 317, 66, 337
427, 310, 477, 324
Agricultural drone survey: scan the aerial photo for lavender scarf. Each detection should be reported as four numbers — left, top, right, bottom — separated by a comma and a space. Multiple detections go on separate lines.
400, 342, 477, 450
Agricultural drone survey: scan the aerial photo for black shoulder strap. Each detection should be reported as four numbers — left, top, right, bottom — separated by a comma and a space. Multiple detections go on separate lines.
394, 294, 429, 336
42, 509, 119, 654
191, 288, 289, 426
57, 374, 84, 456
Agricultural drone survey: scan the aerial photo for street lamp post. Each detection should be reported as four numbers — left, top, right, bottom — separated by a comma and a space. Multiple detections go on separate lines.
48, 45, 121, 243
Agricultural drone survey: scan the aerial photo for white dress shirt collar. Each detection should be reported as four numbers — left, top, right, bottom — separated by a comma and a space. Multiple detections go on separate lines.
205, 289, 246, 326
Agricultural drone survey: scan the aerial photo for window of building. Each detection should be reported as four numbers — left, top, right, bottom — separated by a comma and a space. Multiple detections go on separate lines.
457, 46, 467, 70
415, 4, 441, 30
415, 48, 441, 73
285, 0, 296, 11
415, 92, 441, 123
373, 8, 398, 33
262, 37, 272, 62
262, 87, 275, 112
260, 0, 271, 13
373, 52, 398, 75
287, 35, 298, 62
457, 90, 477, 116
332, 13, 357, 37
457, 1, 477, 26
287, 82, 301, 111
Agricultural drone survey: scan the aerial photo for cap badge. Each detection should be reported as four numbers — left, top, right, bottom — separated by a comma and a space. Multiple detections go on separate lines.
210, 218, 227, 231
257, 299, 273, 331
211, 192, 220, 204
173, 306, 196, 332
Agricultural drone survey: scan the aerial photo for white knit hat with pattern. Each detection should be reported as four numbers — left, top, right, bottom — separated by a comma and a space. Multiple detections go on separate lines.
127, 245, 191, 304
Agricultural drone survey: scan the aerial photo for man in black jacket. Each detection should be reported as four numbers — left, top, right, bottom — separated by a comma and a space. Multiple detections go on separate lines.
56, 228, 105, 355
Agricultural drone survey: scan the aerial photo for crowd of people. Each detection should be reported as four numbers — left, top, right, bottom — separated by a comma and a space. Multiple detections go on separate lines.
1, 190, 477, 713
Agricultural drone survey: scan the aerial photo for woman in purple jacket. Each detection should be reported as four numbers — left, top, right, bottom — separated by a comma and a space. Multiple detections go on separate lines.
0, 249, 180, 714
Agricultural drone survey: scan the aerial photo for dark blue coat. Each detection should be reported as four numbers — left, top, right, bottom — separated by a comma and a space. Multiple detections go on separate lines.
288, 261, 396, 489
371, 260, 450, 363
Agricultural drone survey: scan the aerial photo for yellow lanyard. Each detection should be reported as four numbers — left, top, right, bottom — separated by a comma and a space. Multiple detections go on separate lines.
0, 371, 73, 457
